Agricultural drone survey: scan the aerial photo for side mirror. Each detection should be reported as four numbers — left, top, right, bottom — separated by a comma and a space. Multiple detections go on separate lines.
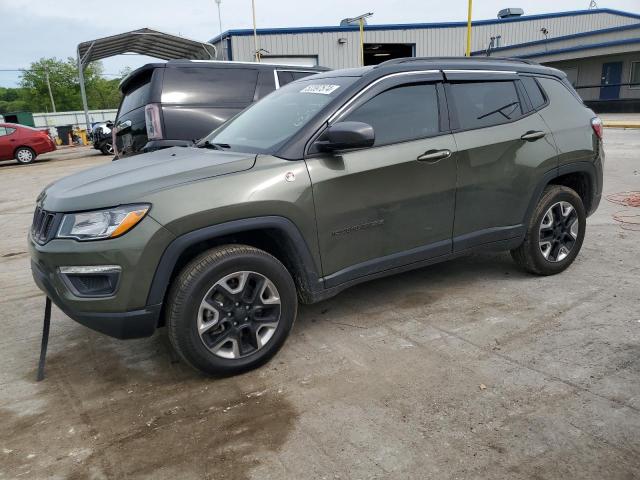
316, 121, 375, 152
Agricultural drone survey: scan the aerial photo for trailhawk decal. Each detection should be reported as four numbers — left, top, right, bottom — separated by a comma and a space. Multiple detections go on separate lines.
331, 219, 385, 237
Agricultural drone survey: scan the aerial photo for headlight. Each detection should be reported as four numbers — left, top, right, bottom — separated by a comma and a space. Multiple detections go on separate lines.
57, 204, 150, 241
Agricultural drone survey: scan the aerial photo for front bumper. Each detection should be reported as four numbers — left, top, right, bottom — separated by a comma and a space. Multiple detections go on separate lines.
31, 260, 160, 338
28, 216, 174, 339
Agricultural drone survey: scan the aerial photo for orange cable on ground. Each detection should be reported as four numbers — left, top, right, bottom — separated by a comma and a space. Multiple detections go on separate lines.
605, 191, 640, 231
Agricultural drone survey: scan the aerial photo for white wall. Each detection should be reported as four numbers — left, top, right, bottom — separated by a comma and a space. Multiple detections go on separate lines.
33, 109, 117, 128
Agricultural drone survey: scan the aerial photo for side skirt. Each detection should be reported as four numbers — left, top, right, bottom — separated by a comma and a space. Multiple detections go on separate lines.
308, 234, 523, 304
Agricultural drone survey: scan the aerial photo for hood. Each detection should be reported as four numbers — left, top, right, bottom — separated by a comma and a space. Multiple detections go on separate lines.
39, 147, 256, 212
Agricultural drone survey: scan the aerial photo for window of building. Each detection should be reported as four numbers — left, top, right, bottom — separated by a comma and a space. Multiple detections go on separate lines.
630, 62, 640, 90
343, 83, 440, 146
449, 81, 524, 130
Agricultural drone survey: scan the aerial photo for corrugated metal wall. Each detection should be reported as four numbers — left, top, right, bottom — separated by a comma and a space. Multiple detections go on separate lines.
217, 11, 639, 68
488, 25, 640, 58
548, 52, 640, 101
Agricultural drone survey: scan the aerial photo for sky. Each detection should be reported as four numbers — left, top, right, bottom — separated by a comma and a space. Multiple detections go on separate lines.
1, 0, 639, 87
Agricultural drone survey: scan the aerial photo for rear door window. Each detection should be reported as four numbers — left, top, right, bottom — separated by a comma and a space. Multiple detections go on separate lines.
162, 68, 258, 105
292, 71, 315, 81
277, 70, 317, 87
276, 71, 295, 87
0, 127, 15, 136
343, 83, 440, 146
450, 81, 524, 130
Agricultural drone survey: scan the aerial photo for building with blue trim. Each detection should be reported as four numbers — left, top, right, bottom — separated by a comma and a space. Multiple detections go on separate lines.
210, 8, 640, 111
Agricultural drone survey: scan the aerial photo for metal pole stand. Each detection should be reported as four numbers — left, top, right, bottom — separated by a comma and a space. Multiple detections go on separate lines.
36, 297, 52, 382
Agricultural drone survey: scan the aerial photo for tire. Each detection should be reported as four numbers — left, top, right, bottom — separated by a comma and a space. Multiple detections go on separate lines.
14, 147, 35, 165
511, 185, 586, 275
100, 143, 114, 155
166, 245, 297, 376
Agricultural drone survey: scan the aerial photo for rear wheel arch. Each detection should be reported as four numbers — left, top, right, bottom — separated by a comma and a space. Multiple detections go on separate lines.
524, 162, 597, 227
548, 169, 594, 215
147, 217, 322, 318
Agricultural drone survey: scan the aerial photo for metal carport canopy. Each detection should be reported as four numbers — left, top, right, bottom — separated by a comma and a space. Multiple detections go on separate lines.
76, 28, 217, 130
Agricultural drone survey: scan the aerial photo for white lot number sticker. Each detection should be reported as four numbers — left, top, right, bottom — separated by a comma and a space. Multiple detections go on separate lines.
300, 84, 340, 95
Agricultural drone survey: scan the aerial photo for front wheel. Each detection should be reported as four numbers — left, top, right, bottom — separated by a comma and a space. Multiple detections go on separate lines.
511, 185, 586, 275
100, 143, 114, 155
166, 245, 297, 376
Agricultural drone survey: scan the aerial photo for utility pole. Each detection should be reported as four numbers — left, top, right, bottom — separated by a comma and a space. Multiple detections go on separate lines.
44, 67, 56, 112
215, 0, 225, 60
252, 0, 260, 62
345, 13, 373, 67
465, 0, 473, 56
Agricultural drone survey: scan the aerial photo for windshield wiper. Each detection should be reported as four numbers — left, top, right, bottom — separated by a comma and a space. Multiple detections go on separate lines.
197, 140, 231, 150
477, 101, 519, 121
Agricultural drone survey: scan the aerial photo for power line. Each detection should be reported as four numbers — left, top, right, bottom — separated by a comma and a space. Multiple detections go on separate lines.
0, 69, 124, 76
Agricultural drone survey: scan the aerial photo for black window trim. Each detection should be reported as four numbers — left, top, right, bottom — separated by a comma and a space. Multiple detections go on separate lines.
305, 73, 448, 156
519, 74, 550, 112
444, 78, 537, 134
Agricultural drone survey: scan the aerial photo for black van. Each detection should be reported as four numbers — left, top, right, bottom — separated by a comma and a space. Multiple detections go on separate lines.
113, 60, 328, 158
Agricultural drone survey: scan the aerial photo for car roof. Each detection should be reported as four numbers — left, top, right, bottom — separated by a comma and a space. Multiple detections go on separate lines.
309, 57, 565, 81
120, 60, 329, 91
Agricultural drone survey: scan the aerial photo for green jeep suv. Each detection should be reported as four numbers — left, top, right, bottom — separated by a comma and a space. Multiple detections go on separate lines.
29, 58, 604, 375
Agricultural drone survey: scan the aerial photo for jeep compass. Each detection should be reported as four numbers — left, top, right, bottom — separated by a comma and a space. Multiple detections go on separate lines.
29, 58, 604, 375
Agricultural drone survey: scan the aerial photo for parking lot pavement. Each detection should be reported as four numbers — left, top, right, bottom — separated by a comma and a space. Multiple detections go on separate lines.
1, 131, 639, 479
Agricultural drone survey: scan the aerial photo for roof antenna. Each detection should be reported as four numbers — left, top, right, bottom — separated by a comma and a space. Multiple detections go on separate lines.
588, 0, 598, 9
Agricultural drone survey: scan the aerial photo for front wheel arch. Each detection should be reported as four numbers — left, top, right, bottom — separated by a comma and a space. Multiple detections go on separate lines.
147, 217, 323, 316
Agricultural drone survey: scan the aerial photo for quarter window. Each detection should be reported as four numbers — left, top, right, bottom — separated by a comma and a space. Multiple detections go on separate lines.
162, 68, 259, 104
343, 83, 440, 146
0, 127, 15, 136
521, 76, 547, 110
450, 81, 524, 130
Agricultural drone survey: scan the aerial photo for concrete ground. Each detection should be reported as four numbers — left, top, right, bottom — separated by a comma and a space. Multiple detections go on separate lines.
1, 132, 639, 480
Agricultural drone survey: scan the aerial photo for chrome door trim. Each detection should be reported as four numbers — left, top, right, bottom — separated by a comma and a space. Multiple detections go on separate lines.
328, 70, 441, 123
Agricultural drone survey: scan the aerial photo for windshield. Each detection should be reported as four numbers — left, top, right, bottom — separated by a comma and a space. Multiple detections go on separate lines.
200, 76, 357, 153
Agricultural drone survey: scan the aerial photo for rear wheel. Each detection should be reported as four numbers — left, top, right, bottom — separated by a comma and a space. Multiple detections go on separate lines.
15, 147, 35, 164
511, 185, 586, 275
166, 245, 297, 376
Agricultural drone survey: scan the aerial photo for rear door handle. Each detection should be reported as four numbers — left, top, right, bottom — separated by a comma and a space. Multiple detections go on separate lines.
521, 130, 546, 142
417, 149, 452, 163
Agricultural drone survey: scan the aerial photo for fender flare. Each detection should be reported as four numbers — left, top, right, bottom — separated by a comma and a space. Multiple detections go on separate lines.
523, 161, 598, 227
145, 216, 323, 306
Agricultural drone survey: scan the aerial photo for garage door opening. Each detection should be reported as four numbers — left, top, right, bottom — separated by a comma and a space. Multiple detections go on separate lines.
364, 43, 414, 65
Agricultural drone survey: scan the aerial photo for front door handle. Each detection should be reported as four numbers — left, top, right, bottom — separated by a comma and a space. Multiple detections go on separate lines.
521, 130, 546, 142
417, 149, 452, 162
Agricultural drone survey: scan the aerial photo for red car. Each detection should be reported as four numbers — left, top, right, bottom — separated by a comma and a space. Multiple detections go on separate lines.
0, 123, 56, 165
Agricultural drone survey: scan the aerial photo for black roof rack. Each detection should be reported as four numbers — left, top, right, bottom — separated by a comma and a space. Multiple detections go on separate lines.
376, 56, 539, 67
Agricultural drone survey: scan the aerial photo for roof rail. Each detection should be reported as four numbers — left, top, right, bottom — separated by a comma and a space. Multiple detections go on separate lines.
376, 56, 539, 67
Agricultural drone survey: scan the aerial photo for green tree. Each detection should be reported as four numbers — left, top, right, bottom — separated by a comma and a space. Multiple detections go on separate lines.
17, 57, 122, 113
